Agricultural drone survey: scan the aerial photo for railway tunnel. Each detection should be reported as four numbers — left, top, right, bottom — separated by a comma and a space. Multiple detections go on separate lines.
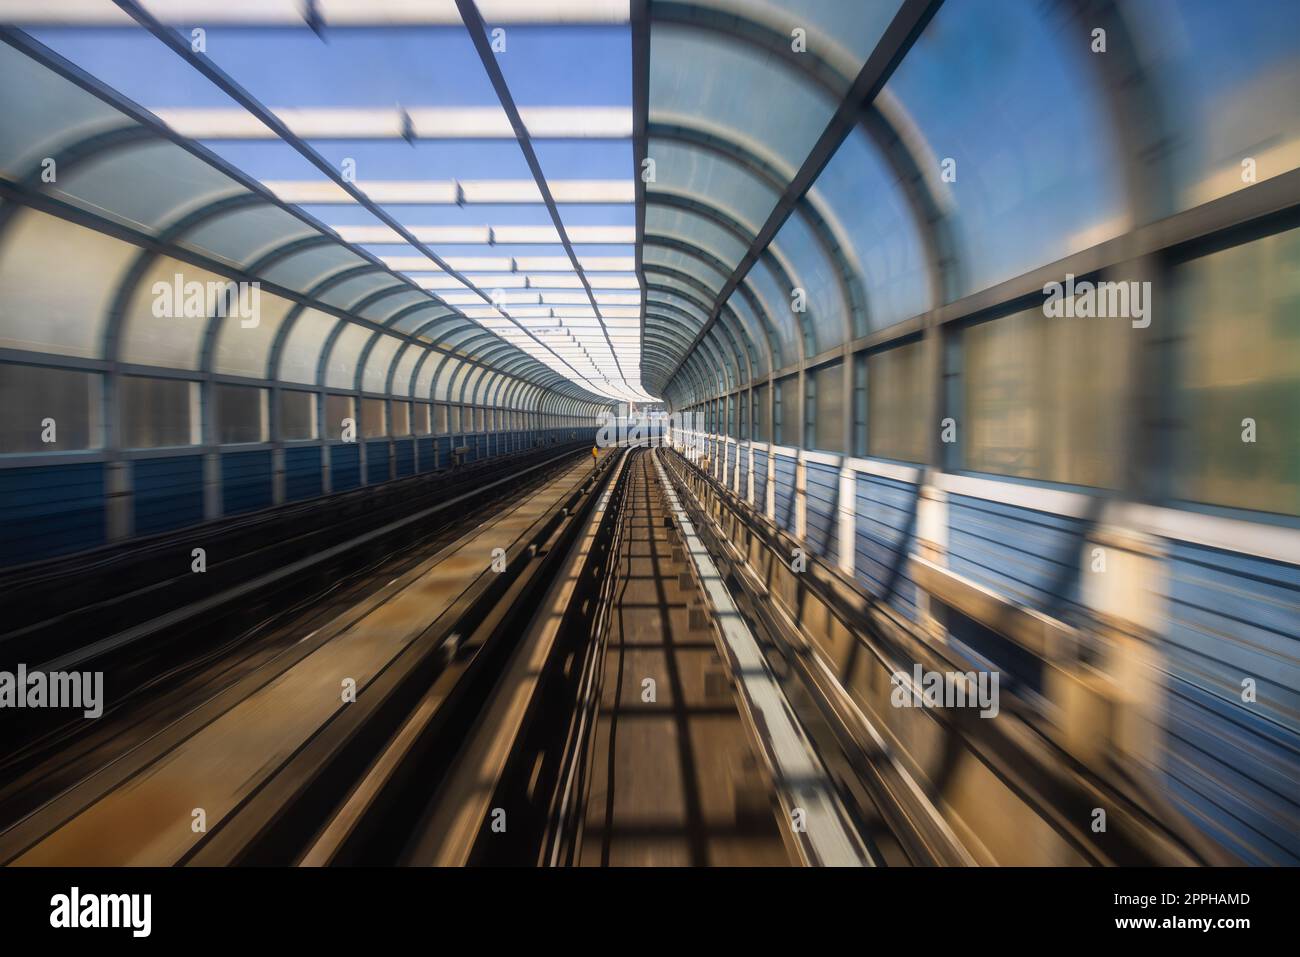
0, 0, 1296, 875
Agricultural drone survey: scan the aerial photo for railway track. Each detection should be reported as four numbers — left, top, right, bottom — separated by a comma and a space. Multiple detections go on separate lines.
0, 449, 619, 865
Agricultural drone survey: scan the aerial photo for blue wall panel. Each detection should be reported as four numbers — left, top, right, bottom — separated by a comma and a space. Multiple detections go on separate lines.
853, 472, 919, 619
738, 443, 750, 502
773, 454, 797, 533
330, 443, 360, 491
753, 451, 769, 513
365, 440, 390, 485
1159, 542, 1300, 864
0, 462, 105, 565
805, 461, 839, 559
284, 446, 322, 501
946, 493, 1086, 616
393, 438, 415, 478
221, 449, 272, 516
416, 436, 434, 472
134, 455, 204, 536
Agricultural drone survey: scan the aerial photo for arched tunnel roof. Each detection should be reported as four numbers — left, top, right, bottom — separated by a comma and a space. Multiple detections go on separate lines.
0, 0, 1297, 414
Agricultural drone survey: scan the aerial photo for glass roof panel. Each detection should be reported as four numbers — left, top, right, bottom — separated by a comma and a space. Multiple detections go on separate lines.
0, 41, 130, 177
316, 273, 404, 311
643, 245, 728, 294
645, 205, 748, 274
649, 23, 837, 176
646, 138, 781, 234
358, 288, 435, 323
51, 139, 247, 235
259, 243, 371, 292
180, 203, 318, 270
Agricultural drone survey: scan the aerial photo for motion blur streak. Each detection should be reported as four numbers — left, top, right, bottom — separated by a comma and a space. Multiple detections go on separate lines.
0, 0, 1295, 867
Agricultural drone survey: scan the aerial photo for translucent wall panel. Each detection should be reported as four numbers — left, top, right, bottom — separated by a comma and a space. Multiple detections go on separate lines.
647, 139, 781, 232
811, 127, 930, 333
0, 363, 100, 453
324, 394, 353, 440
121, 258, 231, 369
360, 398, 386, 437
213, 291, 293, 378
771, 211, 847, 353
278, 389, 317, 440
720, 316, 753, 385
120, 376, 198, 448
214, 384, 268, 444
963, 308, 1128, 488
390, 345, 421, 397
323, 322, 372, 390
361, 333, 403, 394
705, 330, 735, 391
434, 357, 462, 401
0, 210, 136, 358
1127, 0, 1300, 213
413, 353, 438, 399
744, 257, 802, 367
725, 293, 771, 377
809, 361, 845, 453
773, 374, 800, 446
1171, 228, 1300, 516
278, 309, 337, 384
867, 341, 926, 463
413, 402, 432, 435
461, 365, 485, 406
391, 400, 411, 436
885, 0, 1125, 297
